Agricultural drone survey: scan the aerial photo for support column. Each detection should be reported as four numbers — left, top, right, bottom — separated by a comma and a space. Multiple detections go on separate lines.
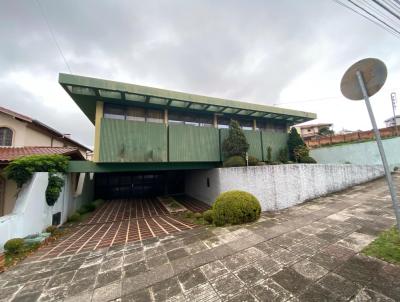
253, 119, 257, 130
93, 101, 104, 162
213, 114, 218, 128
164, 109, 168, 125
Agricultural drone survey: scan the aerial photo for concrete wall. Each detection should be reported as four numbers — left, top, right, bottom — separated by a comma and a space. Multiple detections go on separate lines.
310, 137, 400, 170
0, 172, 94, 250
185, 164, 384, 211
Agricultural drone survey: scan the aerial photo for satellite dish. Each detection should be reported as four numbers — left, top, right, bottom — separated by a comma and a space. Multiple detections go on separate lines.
340, 58, 387, 101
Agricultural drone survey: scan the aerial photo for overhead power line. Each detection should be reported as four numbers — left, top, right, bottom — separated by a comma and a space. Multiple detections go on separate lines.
332, 0, 400, 39
35, 0, 72, 73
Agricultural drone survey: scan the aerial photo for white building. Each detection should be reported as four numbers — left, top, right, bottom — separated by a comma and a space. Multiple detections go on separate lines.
384, 115, 400, 127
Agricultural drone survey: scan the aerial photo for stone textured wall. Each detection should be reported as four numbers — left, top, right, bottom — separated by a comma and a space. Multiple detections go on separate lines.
185, 164, 384, 211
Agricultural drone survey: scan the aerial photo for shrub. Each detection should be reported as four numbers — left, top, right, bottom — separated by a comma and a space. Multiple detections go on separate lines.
203, 210, 213, 224
45, 225, 57, 235
46, 174, 65, 206
266, 146, 272, 163
299, 156, 317, 163
93, 199, 105, 208
5, 155, 69, 188
222, 120, 249, 158
68, 213, 81, 222
278, 147, 289, 163
4, 238, 24, 254
184, 211, 194, 219
212, 190, 261, 226
293, 145, 310, 163
194, 212, 202, 220
287, 128, 305, 161
223, 156, 246, 167
247, 156, 259, 166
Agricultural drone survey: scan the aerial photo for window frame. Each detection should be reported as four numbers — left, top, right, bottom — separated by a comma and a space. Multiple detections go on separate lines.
0, 127, 13, 146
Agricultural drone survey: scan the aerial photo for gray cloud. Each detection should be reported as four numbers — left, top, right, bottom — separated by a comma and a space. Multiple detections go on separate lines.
1, 0, 400, 146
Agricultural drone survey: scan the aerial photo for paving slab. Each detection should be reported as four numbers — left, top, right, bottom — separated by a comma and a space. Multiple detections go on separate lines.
1, 174, 400, 301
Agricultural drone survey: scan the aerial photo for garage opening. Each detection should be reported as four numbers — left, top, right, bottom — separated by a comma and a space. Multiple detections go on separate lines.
94, 171, 185, 200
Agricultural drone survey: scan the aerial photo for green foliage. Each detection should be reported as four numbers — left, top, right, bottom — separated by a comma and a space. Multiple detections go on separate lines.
92, 199, 105, 208
300, 156, 317, 164
194, 212, 202, 219
266, 146, 272, 163
223, 155, 246, 167
222, 120, 249, 158
45, 225, 57, 235
4, 238, 24, 255
287, 128, 305, 161
212, 190, 261, 226
293, 145, 310, 162
363, 227, 400, 264
5, 155, 69, 188
46, 174, 65, 206
203, 210, 213, 224
247, 156, 259, 166
318, 126, 334, 136
67, 213, 81, 222
278, 147, 289, 163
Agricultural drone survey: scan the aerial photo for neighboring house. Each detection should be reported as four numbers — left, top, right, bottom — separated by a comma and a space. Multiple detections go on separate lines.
299, 123, 333, 141
60, 73, 316, 199
0, 106, 91, 217
384, 115, 400, 127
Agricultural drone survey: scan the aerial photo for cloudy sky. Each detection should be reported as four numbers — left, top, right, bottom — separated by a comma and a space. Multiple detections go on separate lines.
1, 0, 400, 148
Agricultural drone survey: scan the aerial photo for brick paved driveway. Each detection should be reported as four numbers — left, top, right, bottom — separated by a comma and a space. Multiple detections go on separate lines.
28, 197, 210, 261
1, 175, 400, 301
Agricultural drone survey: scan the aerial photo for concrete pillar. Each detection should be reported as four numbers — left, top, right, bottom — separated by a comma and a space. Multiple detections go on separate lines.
213, 114, 218, 128
253, 119, 257, 130
164, 109, 168, 125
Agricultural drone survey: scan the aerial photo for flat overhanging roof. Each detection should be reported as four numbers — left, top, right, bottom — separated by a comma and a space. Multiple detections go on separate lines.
59, 73, 317, 125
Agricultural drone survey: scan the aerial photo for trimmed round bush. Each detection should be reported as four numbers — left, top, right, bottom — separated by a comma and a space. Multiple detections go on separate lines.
212, 191, 261, 226
4, 238, 24, 254
194, 212, 202, 220
299, 156, 317, 164
203, 210, 213, 224
247, 156, 259, 166
223, 156, 245, 167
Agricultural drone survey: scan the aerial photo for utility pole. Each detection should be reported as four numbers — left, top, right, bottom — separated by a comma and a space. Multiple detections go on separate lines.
391, 92, 398, 136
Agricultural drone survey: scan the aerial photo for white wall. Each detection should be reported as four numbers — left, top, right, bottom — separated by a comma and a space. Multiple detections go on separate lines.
185, 164, 384, 211
0, 172, 93, 251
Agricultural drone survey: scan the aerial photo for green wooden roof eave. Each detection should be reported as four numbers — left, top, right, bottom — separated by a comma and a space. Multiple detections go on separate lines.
59, 73, 317, 125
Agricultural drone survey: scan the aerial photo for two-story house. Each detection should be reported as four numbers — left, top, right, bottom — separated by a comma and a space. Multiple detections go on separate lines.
60, 74, 316, 200
0, 106, 92, 216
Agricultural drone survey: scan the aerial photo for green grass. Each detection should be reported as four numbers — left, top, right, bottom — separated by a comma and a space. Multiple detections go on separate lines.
362, 227, 400, 264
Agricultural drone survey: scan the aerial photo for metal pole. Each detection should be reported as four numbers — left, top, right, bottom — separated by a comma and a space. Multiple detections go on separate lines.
391, 93, 398, 136
357, 71, 400, 232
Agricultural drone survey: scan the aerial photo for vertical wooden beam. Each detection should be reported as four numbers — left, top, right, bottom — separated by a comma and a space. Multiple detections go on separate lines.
93, 101, 104, 162
213, 113, 218, 128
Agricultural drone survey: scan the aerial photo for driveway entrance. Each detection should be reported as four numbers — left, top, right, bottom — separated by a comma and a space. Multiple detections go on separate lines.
29, 197, 209, 261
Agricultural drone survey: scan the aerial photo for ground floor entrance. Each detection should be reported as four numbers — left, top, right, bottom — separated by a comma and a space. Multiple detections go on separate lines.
94, 171, 185, 199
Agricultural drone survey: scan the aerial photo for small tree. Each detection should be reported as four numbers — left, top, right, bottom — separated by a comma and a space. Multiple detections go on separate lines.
318, 126, 334, 136
222, 120, 249, 158
287, 128, 305, 161
278, 147, 289, 163
266, 146, 272, 163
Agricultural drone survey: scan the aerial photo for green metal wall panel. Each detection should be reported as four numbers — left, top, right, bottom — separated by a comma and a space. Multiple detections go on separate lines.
261, 131, 288, 161
169, 125, 220, 162
219, 129, 263, 160
99, 118, 167, 162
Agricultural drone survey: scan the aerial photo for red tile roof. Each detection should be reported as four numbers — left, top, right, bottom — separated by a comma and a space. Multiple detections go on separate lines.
0, 146, 84, 163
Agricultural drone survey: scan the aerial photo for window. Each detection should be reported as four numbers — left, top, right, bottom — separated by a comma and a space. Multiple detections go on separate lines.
238, 119, 253, 130
104, 103, 163, 123
168, 110, 213, 127
104, 104, 125, 120
217, 116, 230, 129
0, 127, 13, 146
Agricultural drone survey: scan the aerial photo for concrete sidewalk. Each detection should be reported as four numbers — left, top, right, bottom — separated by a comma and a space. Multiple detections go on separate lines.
1, 175, 399, 301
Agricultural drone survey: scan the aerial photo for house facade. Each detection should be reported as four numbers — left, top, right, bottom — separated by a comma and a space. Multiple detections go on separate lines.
384, 115, 400, 127
60, 74, 316, 199
0, 106, 91, 216
298, 123, 333, 141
